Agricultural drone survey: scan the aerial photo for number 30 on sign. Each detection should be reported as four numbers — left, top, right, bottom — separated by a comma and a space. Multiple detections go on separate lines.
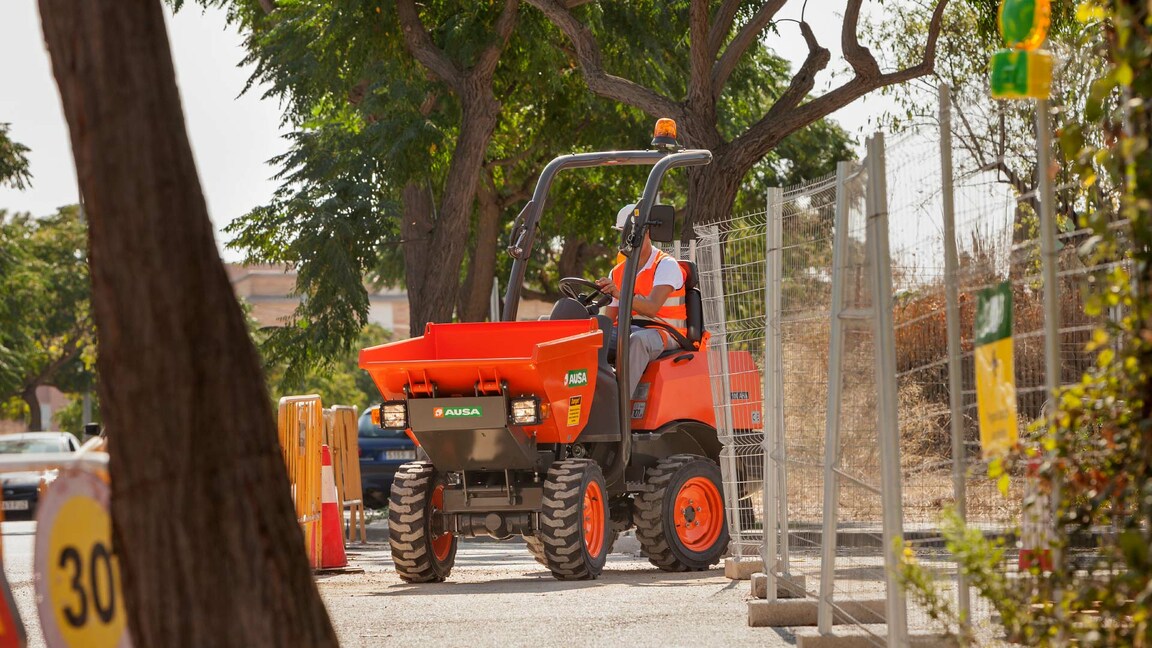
34, 470, 131, 648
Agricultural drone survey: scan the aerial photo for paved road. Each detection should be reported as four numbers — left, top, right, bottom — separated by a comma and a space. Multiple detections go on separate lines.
320, 534, 796, 648
3, 522, 795, 647
2, 521, 41, 647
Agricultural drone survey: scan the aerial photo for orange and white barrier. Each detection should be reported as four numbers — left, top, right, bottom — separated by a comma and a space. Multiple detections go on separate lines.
320, 444, 349, 569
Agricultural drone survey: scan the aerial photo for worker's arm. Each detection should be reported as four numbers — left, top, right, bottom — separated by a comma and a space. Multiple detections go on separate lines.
631, 284, 673, 318
597, 277, 673, 319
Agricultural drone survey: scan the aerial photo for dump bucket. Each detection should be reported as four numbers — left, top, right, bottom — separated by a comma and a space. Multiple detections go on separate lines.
360, 319, 603, 444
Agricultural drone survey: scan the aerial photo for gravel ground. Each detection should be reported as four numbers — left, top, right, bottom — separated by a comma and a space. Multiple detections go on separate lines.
320, 533, 797, 648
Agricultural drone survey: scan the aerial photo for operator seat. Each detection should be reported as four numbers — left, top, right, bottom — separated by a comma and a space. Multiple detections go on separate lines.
679, 260, 704, 350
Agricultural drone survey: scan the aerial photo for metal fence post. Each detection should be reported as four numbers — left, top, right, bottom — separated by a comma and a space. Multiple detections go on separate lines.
1036, 99, 1061, 413
939, 83, 972, 630
865, 133, 909, 648
817, 162, 853, 632
762, 187, 784, 600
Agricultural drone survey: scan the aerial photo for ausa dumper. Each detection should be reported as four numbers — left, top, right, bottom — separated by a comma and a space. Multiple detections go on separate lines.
360, 119, 762, 582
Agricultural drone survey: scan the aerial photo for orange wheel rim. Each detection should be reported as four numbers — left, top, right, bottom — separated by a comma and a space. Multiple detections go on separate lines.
583, 480, 605, 557
674, 476, 724, 552
430, 484, 453, 561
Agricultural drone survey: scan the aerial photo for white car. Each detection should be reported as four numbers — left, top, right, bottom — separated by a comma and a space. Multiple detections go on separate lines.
0, 432, 79, 518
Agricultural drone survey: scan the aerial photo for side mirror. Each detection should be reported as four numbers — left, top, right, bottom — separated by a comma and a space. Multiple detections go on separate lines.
647, 204, 676, 243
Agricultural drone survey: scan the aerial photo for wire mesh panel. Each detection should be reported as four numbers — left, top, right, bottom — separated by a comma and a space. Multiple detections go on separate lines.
775, 176, 842, 598
696, 175, 842, 584
877, 110, 1128, 642
816, 152, 903, 646
697, 219, 769, 561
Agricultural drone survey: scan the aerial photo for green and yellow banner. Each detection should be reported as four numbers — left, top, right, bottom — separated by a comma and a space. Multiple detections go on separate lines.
974, 282, 1018, 457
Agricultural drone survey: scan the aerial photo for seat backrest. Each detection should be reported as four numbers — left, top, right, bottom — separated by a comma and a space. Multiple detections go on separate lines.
678, 260, 703, 347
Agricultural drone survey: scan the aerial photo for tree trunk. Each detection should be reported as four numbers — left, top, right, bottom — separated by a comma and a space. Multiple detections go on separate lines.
684, 151, 745, 232
406, 84, 502, 334
457, 180, 502, 323
21, 386, 42, 432
401, 181, 436, 337
557, 238, 605, 280
38, 2, 338, 647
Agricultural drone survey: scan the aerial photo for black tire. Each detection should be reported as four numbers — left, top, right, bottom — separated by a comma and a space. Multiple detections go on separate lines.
388, 461, 457, 583
537, 459, 610, 580
634, 454, 730, 572
525, 530, 618, 567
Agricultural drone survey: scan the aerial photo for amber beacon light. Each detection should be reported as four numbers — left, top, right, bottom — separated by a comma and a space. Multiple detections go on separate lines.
651, 118, 679, 149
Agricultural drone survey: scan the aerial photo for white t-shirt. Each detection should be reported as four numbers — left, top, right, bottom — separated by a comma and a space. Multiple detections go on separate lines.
610, 248, 684, 306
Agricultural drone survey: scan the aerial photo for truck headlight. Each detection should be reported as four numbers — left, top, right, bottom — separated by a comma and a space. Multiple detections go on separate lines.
510, 397, 541, 425
381, 401, 408, 429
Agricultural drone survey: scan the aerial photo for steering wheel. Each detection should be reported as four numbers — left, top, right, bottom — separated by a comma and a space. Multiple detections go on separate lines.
558, 277, 613, 313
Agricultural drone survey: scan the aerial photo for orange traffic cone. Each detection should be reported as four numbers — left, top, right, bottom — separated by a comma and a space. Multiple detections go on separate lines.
320, 444, 348, 569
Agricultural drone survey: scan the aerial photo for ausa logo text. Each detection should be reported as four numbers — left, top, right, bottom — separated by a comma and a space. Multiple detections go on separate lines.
433, 406, 483, 418
564, 369, 589, 388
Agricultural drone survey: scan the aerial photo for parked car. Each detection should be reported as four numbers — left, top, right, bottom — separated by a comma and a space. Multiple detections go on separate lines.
0, 432, 79, 519
358, 408, 418, 509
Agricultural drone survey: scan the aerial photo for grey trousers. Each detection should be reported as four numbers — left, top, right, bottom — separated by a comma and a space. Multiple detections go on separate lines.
623, 327, 679, 399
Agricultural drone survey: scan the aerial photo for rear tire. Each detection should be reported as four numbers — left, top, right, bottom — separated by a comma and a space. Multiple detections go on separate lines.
538, 459, 610, 580
388, 461, 457, 583
634, 454, 729, 572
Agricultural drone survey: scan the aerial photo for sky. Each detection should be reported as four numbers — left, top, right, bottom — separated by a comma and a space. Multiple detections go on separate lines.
0, 2, 898, 262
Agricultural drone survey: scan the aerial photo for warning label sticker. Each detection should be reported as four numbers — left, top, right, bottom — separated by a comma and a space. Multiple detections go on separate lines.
567, 396, 582, 426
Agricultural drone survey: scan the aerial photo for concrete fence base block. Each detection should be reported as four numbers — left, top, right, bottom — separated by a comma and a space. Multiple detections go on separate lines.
750, 573, 807, 599
747, 599, 886, 627
725, 558, 760, 580
794, 627, 957, 648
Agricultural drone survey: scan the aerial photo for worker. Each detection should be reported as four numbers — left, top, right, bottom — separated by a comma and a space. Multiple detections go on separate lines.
596, 203, 687, 399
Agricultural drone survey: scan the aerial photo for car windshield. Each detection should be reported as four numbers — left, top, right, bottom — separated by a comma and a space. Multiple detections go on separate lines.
0, 439, 66, 454
358, 413, 408, 439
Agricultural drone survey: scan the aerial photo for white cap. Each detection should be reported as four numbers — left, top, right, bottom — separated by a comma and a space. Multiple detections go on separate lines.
614, 203, 636, 230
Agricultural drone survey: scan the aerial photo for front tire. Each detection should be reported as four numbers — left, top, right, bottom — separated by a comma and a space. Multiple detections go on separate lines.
634, 454, 729, 572
388, 461, 457, 583
538, 459, 610, 580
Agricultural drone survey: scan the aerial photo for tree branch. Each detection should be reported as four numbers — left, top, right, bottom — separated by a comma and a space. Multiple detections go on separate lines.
396, 0, 463, 90
688, 0, 712, 109
739, 0, 948, 162
756, 21, 829, 122
257, 0, 276, 14
711, 0, 788, 97
473, 0, 520, 81
706, 0, 744, 56
524, 0, 682, 120
841, 0, 881, 80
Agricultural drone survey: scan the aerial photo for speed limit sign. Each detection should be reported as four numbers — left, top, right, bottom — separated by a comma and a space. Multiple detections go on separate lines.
34, 470, 131, 648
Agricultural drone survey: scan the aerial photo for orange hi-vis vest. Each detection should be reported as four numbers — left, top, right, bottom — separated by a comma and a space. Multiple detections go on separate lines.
610, 248, 688, 336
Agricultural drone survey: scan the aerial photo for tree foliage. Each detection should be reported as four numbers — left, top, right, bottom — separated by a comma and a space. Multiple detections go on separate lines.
0, 206, 95, 431
190, 0, 854, 384
258, 319, 389, 411
0, 123, 32, 190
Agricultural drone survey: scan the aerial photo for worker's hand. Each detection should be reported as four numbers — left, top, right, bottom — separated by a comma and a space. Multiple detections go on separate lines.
595, 277, 619, 299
